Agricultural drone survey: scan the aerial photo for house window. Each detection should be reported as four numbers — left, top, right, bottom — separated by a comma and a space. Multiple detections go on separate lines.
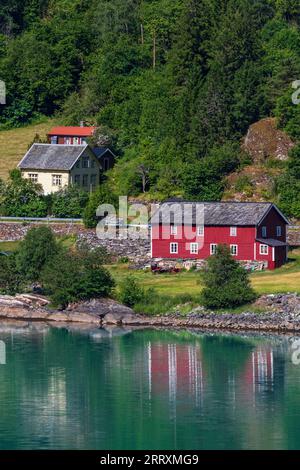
197, 226, 204, 236
64, 137, 71, 145
190, 243, 198, 254
170, 243, 178, 254
260, 244, 269, 255
82, 157, 89, 168
170, 225, 177, 235
230, 244, 238, 256
210, 244, 217, 255
28, 173, 38, 183
276, 226, 282, 237
73, 137, 79, 145
262, 226, 267, 238
230, 226, 237, 237
82, 174, 88, 186
91, 159, 95, 168
90, 174, 97, 186
50, 136, 58, 144
52, 174, 62, 187
74, 175, 80, 186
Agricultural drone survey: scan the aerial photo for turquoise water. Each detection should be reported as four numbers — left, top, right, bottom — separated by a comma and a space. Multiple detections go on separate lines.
0, 322, 300, 450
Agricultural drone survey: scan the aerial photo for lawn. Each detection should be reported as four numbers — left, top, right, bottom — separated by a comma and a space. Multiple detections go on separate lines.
0, 119, 56, 180
108, 248, 300, 297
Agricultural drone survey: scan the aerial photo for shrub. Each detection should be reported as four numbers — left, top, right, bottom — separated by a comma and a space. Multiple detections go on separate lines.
51, 185, 89, 218
201, 245, 256, 309
0, 254, 24, 295
118, 276, 144, 308
16, 226, 59, 282
83, 184, 118, 228
41, 246, 114, 308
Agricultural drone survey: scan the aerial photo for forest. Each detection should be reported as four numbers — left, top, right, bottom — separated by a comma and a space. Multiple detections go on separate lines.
0, 0, 300, 216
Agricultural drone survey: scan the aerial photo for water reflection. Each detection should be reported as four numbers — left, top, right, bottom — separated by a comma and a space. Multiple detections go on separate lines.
0, 322, 299, 449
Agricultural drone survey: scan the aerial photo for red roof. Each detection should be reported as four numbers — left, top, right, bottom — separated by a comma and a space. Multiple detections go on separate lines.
48, 126, 96, 137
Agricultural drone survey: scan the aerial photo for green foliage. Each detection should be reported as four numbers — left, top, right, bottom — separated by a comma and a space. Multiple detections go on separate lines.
41, 244, 114, 308
16, 226, 59, 282
83, 184, 118, 228
0, 253, 23, 295
201, 245, 256, 309
0, 0, 300, 203
51, 185, 89, 218
276, 144, 300, 217
118, 276, 145, 308
0, 169, 48, 217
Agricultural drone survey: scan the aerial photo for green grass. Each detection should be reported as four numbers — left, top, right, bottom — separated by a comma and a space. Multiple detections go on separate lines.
0, 119, 56, 180
108, 248, 300, 298
0, 235, 77, 252
107, 248, 300, 315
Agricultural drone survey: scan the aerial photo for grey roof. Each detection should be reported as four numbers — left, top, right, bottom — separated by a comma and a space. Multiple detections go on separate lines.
256, 238, 288, 247
151, 201, 287, 226
93, 147, 114, 158
18, 144, 88, 171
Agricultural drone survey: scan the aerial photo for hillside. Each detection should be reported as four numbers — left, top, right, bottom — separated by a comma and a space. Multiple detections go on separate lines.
0, 1, 300, 217
0, 119, 55, 179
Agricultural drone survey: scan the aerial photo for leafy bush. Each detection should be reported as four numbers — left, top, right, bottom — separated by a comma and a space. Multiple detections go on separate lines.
0, 254, 24, 295
16, 226, 59, 282
51, 185, 89, 218
83, 184, 118, 228
201, 245, 256, 309
41, 245, 114, 308
0, 169, 48, 217
118, 276, 144, 308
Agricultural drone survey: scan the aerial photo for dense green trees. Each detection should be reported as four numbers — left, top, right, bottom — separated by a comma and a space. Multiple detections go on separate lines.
0, 0, 300, 211
0, 226, 115, 307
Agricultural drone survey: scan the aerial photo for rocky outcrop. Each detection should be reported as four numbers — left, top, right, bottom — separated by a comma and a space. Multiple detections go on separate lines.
0, 295, 135, 325
243, 117, 295, 162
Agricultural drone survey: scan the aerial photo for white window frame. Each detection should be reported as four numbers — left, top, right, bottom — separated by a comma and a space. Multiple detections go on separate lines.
262, 226, 267, 238
230, 244, 238, 256
64, 137, 71, 145
73, 137, 79, 145
170, 225, 177, 236
276, 226, 282, 237
197, 226, 204, 236
52, 174, 62, 187
190, 243, 199, 254
170, 243, 178, 254
28, 173, 38, 183
259, 244, 269, 255
230, 226, 237, 237
210, 244, 217, 255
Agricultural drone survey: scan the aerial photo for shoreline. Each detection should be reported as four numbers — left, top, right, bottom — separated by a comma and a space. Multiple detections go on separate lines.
0, 293, 300, 333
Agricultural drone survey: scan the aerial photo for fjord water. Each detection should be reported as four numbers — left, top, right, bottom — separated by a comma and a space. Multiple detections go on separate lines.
0, 323, 300, 450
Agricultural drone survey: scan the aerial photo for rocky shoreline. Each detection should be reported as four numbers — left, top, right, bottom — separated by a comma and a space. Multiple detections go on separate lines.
0, 293, 300, 333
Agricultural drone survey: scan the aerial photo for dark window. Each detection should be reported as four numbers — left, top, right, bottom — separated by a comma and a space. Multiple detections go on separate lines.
74, 175, 80, 186
82, 157, 89, 168
82, 174, 88, 186
90, 174, 97, 186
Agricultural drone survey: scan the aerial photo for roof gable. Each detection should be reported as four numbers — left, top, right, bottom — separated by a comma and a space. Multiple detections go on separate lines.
151, 201, 285, 226
18, 144, 92, 171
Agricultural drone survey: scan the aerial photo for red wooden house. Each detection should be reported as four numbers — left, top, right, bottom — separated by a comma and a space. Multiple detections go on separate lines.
47, 126, 96, 145
151, 201, 289, 270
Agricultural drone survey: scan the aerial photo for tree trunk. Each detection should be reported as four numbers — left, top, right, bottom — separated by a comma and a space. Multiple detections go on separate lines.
153, 31, 156, 70
140, 23, 144, 44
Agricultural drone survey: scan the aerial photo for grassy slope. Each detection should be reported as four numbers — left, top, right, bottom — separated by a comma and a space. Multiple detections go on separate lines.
0, 119, 55, 179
